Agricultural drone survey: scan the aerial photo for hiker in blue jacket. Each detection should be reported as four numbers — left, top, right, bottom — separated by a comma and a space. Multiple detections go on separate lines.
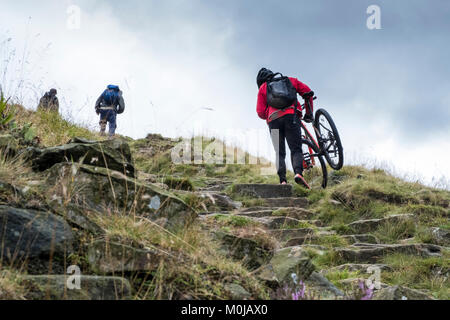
95, 85, 125, 137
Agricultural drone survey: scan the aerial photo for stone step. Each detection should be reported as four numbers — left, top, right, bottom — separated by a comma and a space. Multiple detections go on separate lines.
198, 191, 242, 210
238, 207, 316, 220
233, 184, 293, 199
334, 243, 444, 264
283, 231, 338, 247
263, 197, 309, 208
341, 234, 380, 244
21, 275, 132, 300
268, 228, 316, 241
321, 263, 393, 275
347, 214, 414, 234
253, 216, 306, 229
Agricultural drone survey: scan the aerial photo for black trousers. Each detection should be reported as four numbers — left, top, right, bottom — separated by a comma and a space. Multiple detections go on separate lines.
268, 114, 304, 183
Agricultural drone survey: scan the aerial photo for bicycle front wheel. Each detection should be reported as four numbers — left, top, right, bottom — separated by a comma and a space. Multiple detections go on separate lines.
301, 139, 328, 189
314, 109, 344, 170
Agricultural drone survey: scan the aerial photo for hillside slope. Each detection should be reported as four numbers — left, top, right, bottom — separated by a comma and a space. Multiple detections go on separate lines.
0, 106, 448, 300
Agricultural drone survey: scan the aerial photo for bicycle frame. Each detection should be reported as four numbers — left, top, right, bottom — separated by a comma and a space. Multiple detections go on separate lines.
300, 121, 321, 151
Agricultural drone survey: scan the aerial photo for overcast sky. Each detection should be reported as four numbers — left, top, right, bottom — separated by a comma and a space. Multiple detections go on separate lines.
1, 0, 449, 187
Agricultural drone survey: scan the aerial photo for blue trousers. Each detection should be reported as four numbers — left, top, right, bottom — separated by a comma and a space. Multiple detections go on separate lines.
99, 109, 117, 136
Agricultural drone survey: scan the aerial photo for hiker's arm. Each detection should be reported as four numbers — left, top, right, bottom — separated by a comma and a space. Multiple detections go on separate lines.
117, 94, 125, 113
256, 87, 268, 120
95, 95, 102, 110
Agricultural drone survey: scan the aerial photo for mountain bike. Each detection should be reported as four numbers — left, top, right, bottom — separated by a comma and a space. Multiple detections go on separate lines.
298, 96, 344, 189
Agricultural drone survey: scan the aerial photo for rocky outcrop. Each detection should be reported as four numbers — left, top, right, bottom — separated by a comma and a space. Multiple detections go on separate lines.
0, 206, 74, 273
22, 275, 132, 300
45, 163, 196, 229
347, 214, 414, 234
305, 272, 344, 299
373, 285, 434, 300
429, 227, 450, 246
215, 231, 272, 270
335, 243, 443, 264
30, 137, 135, 177
257, 246, 315, 287
87, 240, 171, 274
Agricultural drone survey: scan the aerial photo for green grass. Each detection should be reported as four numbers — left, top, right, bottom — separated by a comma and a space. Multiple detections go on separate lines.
210, 214, 256, 228
381, 253, 450, 300
372, 219, 417, 244
324, 269, 362, 289
163, 176, 195, 191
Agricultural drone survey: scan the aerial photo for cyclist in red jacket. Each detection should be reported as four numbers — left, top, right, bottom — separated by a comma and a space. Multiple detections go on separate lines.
256, 68, 314, 189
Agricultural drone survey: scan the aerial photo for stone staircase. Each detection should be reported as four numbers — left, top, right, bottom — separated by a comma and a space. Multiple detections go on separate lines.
201, 183, 446, 300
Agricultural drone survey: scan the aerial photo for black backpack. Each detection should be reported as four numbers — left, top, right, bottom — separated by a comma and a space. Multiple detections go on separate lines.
266, 73, 298, 110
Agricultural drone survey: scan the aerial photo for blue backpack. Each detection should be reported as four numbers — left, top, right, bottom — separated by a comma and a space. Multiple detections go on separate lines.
102, 85, 120, 106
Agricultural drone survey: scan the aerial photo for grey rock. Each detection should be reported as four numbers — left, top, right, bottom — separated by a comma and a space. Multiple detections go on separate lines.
57, 204, 104, 234
322, 264, 393, 274
200, 192, 242, 211
373, 285, 434, 300
263, 197, 308, 208
31, 137, 135, 177
348, 214, 414, 234
88, 240, 169, 274
430, 227, 450, 246
233, 184, 292, 199
268, 228, 316, 241
22, 275, 132, 300
342, 234, 379, 244
305, 272, 344, 299
45, 163, 196, 230
335, 243, 443, 264
224, 284, 252, 300
257, 246, 315, 286
255, 216, 305, 229
0, 206, 74, 273
214, 232, 272, 270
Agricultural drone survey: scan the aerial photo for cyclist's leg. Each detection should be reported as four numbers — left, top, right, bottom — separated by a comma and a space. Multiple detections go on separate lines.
284, 114, 304, 176
269, 118, 287, 183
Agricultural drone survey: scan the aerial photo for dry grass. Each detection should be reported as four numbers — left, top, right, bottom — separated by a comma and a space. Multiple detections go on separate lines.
14, 105, 98, 147
0, 269, 26, 300
92, 212, 269, 300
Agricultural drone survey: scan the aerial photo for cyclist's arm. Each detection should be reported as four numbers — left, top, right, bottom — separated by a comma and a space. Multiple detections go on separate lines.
290, 77, 314, 114
256, 84, 268, 120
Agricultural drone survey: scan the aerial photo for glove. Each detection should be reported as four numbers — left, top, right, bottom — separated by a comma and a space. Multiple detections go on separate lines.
303, 113, 314, 123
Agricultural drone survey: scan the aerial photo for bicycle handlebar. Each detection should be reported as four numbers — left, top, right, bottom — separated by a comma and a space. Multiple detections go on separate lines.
300, 96, 317, 108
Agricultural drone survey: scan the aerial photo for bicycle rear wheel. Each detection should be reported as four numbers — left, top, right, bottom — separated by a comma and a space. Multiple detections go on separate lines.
301, 139, 328, 189
314, 109, 344, 170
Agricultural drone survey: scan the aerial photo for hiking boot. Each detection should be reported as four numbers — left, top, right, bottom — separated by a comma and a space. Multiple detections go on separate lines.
295, 174, 311, 189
